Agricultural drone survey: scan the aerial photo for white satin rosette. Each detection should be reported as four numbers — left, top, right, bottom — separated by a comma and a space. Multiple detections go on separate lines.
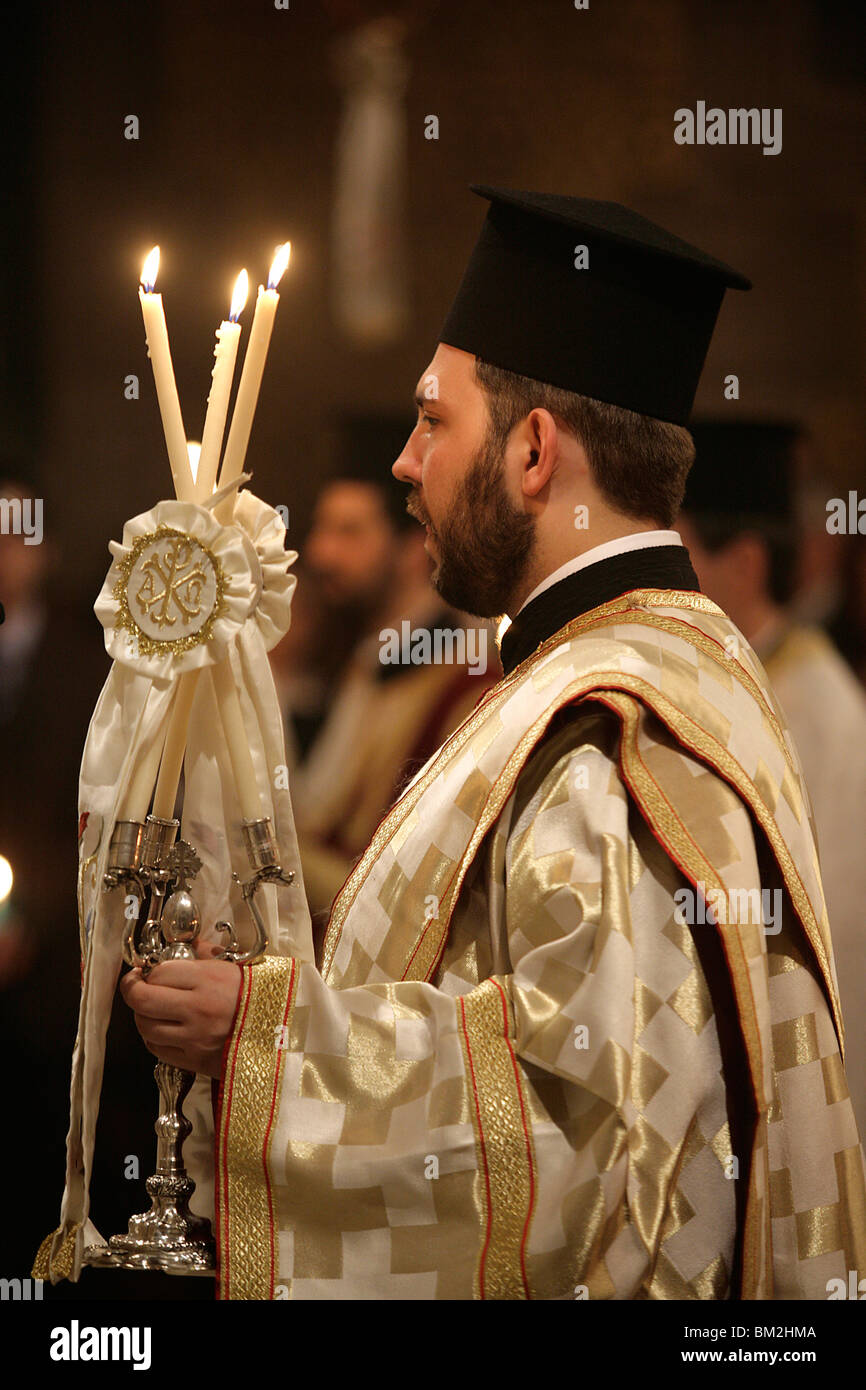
94, 499, 269, 681
42, 490, 313, 1284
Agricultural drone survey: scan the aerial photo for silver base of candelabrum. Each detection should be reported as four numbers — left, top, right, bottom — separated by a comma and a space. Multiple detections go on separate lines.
83, 1060, 217, 1275
84, 814, 293, 1277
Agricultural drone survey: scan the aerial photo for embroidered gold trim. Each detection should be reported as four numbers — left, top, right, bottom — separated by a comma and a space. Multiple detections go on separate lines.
217, 955, 297, 1300
32, 1222, 82, 1282
458, 978, 536, 1299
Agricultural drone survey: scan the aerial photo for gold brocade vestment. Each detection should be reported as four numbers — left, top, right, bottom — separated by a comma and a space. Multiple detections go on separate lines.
215, 589, 866, 1300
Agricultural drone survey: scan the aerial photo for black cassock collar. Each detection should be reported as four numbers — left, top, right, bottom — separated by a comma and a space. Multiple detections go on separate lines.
498, 545, 701, 677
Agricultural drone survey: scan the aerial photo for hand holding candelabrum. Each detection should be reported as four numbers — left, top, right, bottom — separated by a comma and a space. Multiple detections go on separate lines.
120, 946, 242, 1079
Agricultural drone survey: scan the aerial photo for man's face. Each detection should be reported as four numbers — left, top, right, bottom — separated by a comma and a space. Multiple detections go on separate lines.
393, 344, 535, 617
304, 481, 399, 615
678, 514, 749, 620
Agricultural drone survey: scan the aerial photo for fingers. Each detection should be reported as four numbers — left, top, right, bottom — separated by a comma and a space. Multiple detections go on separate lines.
118, 956, 242, 1082
136, 1020, 185, 1045
119, 961, 201, 999
120, 973, 191, 1020
143, 960, 205, 989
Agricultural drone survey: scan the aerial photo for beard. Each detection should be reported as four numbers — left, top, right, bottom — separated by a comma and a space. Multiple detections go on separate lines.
407, 431, 536, 618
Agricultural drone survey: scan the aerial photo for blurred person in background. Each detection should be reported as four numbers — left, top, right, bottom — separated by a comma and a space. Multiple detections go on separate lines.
269, 557, 359, 771
281, 415, 499, 945
678, 422, 866, 1141
790, 467, 846, 631
827, 535, 866, 690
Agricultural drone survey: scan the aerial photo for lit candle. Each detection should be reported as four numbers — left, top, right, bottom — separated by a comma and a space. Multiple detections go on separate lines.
195, 270, 249, 503
138, 246, 195, 502
216, 242, 291, 523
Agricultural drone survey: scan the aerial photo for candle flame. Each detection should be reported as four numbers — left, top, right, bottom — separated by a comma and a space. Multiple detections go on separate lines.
187, 440, 202, 488
140, 245, 160, 293
267, 241, 291, 291
229, 269, 249, 323
0, 854, 13, 905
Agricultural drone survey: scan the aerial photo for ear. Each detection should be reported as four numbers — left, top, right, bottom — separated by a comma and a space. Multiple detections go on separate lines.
515, 408, 560, 500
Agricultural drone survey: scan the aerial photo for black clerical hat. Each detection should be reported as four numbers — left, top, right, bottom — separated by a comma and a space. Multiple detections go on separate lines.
682, 420, 801, 523
440, 186, 751, 425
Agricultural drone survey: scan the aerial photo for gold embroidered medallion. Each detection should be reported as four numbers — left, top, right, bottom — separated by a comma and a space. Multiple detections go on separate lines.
112, 525, 228, 657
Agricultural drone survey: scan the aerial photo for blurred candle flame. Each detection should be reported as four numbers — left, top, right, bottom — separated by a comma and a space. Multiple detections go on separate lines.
140, 245, 160, 293
267, 241, 291, 291
229, 269, 249, 323
0, 855, 13, 904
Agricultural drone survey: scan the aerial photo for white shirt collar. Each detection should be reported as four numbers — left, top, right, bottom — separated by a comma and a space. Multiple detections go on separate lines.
510, 530, 684, 620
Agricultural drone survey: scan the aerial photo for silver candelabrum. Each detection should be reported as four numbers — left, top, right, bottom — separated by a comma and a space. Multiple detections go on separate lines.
83, 814, 294, 1276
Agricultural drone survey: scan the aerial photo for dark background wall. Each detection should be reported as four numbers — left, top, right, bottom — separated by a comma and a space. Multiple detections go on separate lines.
3, 0, 864, 598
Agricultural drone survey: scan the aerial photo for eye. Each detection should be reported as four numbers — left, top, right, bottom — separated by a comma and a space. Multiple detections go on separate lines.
421, 413, 438, 429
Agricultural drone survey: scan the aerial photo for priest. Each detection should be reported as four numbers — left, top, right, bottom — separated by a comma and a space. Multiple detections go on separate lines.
119, 187, 866, 1299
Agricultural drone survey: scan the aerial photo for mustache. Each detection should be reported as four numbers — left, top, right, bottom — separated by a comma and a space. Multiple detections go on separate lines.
406, 491, 430, 526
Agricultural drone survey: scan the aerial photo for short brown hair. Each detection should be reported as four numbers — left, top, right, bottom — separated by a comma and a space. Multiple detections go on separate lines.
474, 358, 695, 528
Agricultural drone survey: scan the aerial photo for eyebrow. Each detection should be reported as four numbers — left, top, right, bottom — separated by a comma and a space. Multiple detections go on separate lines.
413, 388, 445, 410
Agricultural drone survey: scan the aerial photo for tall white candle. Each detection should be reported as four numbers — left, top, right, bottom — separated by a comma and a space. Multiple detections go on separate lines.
138, 246, 195, 503
211, 659, 263, 823
216, 242, 291, 523
120, 703, 172, 821
152, 670, 202, 820
195, 270, 249, 503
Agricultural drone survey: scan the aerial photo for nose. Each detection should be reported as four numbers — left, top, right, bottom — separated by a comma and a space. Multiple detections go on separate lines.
392, 427, 422, 485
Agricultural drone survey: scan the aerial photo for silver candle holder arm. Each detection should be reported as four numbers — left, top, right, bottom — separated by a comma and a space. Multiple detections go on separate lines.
215, 818, 295, 964
84, 812, 293, 1276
